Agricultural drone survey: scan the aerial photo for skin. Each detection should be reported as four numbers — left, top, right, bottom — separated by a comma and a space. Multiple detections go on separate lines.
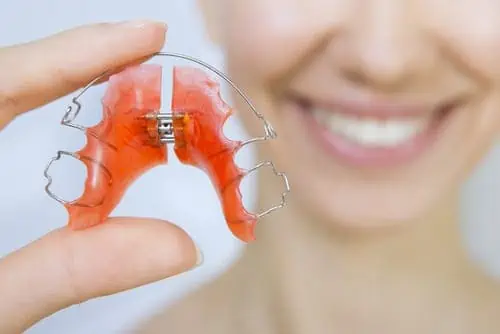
139, 0, 500, 333
0, 22, 201, 334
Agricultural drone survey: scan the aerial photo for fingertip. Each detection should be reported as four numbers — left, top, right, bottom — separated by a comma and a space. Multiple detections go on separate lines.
113, 19, 168, 31
103, 216, 201, 270
66, 19, 168, 61
110, 20, 168, 54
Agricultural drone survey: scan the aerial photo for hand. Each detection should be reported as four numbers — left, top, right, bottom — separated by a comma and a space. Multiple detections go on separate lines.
0, 21, 201, 333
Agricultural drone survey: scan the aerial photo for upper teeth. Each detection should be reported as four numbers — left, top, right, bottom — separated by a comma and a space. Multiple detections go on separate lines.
313, 108, 429, 147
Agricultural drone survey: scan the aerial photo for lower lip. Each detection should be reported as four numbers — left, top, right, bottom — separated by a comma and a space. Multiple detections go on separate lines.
295, 103, 450, 168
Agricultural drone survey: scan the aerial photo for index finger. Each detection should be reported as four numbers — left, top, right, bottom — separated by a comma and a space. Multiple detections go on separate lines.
0, 20, 167, 129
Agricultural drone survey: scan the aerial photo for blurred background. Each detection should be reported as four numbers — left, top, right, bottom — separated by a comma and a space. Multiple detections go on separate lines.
0, 0, 499, 333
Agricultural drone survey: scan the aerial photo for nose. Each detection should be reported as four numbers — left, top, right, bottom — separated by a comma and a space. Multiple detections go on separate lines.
332, 1, 435, 92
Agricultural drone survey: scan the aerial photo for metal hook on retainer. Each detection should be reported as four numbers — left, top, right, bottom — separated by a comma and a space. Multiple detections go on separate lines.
246, 161, 290, 218
44, 150, 112, 207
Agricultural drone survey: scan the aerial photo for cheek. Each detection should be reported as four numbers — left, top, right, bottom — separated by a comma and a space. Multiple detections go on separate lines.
465, 92, 500, 171
223, 1, 302, 81
222, 0, 346, 82
429, 1, 500, 79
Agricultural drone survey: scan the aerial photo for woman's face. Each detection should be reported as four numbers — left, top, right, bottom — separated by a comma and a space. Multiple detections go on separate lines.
200, 0, 500, 228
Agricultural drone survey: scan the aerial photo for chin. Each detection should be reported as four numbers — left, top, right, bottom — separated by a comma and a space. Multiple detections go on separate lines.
290, 169, 445, 232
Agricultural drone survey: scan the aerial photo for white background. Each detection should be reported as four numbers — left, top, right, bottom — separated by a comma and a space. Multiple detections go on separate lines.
1, 1, 500, 333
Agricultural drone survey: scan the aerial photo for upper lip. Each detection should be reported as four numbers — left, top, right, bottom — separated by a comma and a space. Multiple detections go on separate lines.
290, 91, 458, 119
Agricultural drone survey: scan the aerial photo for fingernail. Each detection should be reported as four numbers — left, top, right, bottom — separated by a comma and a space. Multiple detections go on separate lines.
194, 245, 204, 268
115, 20, 167, 29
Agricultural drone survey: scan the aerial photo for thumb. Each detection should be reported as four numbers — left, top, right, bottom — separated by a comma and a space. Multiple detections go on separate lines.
0, 217, 201, 333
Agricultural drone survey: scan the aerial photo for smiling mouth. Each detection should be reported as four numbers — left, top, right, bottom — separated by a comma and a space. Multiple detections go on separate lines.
288, 93, 457, 167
